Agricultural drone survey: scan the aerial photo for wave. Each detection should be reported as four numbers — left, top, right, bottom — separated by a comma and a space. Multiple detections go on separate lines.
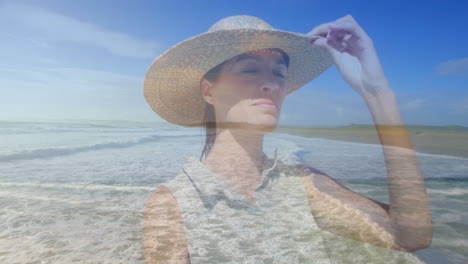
0, 190, 93, 205
0, 182, 156, 191
0, 121, 199, 135
276, 133, 468, 161
415, 152, 468, 161
427, 188, 468, 196
0, 191, 142, 212
0, 135, 160, 162
0, 128, 157, 135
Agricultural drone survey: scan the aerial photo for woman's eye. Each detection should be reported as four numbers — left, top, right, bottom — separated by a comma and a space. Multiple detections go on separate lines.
241, 69, 285, 78
274, 72, 286, 78
242, 69, 258, 74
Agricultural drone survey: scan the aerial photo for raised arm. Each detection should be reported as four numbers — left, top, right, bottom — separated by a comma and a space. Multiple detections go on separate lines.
305, 14, 432, 251
365, 88, 432, 251
142, 185, 191, 263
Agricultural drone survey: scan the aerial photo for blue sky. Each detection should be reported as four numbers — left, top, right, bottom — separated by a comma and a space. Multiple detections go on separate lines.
1, 0, 467, 126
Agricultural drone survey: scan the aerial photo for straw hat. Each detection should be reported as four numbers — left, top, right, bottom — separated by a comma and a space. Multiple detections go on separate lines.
144, 15, 334, 126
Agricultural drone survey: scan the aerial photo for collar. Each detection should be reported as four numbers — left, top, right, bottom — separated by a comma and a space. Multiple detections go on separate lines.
182, 148, 280, 212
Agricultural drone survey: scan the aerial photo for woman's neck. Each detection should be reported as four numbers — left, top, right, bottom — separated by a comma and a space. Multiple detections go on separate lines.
202, 127, 266, 201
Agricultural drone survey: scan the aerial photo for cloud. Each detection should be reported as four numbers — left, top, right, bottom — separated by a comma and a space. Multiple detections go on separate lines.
437, 57, 468, 77
0, 65, 160, 122
280, 85, 371, 126
336, 107, 344, 118
4, 31, 50, 48
450, 96, 468, 113
0, 66, 142, 94
401, 98, 425, 111
1, 3, 158, 59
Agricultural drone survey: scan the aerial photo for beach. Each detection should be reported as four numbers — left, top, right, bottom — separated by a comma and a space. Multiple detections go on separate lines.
275, 124, 468, 159
0, 121, 466, 263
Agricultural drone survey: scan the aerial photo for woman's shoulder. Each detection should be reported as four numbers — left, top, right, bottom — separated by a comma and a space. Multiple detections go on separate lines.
294, 163, 349, 194
294, 162, 384, 208
295, 163, 388, 209
155, 168, 194, 191
142, 185, 191, 264
296, 163, 398, 247
146, 167, 203, 211
145, 184, 178, 209
145, 162, 200, 213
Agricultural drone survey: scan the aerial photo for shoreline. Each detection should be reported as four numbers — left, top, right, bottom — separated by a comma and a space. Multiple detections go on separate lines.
274, 125, 468, 159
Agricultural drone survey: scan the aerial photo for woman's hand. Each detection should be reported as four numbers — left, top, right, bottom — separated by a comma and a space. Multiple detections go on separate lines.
309, 15, 391, 96
308, 16, 433, 251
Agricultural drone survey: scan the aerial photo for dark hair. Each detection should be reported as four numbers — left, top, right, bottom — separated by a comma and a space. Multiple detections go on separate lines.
199, 48, 289, 162
199, 62, 223, 162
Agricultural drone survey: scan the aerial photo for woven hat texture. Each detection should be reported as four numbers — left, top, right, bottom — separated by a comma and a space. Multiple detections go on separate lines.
144, 15, 334, 126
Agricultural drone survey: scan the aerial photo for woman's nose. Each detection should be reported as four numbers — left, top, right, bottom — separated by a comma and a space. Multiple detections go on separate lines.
261, 85, 277, 93
260, 73, 282, 93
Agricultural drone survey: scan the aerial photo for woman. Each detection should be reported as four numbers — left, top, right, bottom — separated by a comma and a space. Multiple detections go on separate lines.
142, 15, 432, 263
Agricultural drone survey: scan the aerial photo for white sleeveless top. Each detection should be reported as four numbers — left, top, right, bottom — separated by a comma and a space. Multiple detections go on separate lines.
163, 150, 332, 264
162, 149, 425, 264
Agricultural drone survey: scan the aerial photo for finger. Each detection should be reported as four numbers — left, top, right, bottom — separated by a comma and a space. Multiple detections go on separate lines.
330, 21, 358, 34
334, 14, 357, 24
311, 31, 348, 49
329, 21, 369, 40
310, 36, 328, 47
344, 34, 363, 53
343, 33, 352, 42
308, 22, 331, 37
309, 14, 356, 36
325, 31, 349, 49
311, 37, 346, 55
309, 35, 343, 62
329, 29, 348, 41
327, 36, 346, 52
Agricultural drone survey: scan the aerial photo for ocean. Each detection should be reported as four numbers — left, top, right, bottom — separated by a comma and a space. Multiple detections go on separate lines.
0, 121, 466, 263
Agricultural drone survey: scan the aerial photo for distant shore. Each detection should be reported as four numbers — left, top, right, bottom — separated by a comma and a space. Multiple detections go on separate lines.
275, 124, 468, 159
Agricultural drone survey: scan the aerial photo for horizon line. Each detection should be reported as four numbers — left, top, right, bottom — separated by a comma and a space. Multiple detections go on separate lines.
1, 119, 467, 129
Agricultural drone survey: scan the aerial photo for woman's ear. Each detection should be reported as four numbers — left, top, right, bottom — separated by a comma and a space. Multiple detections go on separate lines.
200, 78, 215, 105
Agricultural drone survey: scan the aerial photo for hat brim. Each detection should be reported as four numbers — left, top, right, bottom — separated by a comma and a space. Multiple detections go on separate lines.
144, 29, 334, 126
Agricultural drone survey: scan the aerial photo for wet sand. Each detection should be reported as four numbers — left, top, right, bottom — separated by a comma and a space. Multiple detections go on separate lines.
274, 125, 468, 159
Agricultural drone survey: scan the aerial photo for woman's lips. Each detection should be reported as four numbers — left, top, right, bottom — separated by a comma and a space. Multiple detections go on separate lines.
253, 99, 277, 111
255, 103, 276, 110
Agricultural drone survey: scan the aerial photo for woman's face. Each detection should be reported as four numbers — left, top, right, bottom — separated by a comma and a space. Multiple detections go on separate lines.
201, 49, 288, 132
